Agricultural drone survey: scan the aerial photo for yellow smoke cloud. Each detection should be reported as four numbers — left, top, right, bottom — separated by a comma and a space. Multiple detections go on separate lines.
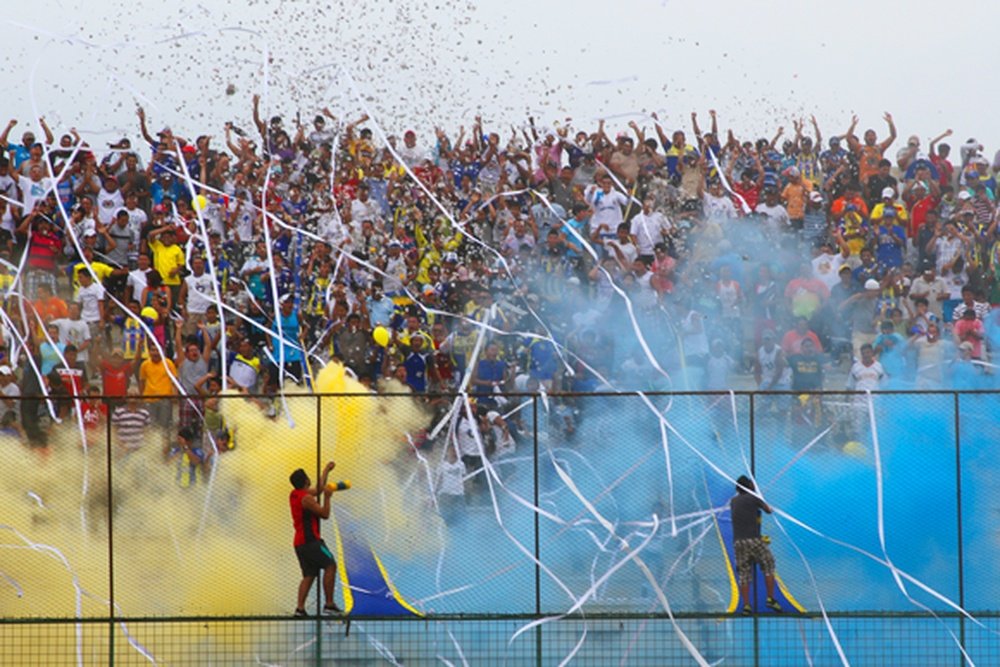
0, 362, 441, 664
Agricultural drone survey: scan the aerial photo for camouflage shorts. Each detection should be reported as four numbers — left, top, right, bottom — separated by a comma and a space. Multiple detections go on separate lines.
734, 537, 775, 582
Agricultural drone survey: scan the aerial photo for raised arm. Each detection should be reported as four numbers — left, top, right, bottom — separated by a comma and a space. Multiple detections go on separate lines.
879, 112, 897, 152
691, 112, 702, 144
251, 94, 267, 141
38, 116, 55, 145
0, 119, 16, 148
136, 107, 156, 147
845, 114, 860, 153
769, 125, 784, 151
929, 128, 953, 154
810, 115, 822, 148
628, 120, 645, 144
650, 112, 670, 150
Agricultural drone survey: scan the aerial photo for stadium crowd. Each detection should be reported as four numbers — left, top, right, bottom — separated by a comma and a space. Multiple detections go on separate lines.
1, 104, 998, 480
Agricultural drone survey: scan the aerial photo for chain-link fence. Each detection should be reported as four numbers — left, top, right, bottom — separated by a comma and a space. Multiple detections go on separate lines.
1, 389, 998, 665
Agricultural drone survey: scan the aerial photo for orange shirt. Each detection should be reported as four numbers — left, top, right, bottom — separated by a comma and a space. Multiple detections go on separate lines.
33, 296, 69, 327
856, 145, 883, 185
781, 181, 812, 219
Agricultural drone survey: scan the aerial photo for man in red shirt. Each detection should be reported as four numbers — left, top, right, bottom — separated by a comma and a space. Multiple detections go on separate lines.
906, 181, 939, 238
98, 349, 135, 399
16, 200, 63, 298
289, 461, 341, 617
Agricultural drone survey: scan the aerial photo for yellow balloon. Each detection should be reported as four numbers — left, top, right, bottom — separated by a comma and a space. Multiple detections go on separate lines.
193, 194, 208, 211
372, 326, 390, 347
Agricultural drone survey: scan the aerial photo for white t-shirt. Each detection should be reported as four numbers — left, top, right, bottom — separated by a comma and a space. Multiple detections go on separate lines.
454, 414, 481, 458
350, 198, 381, 226
0, 174, 17, 202
756, 202, 791, 231
681, 311, 709, 357
53, 318, 92, 360
812, 253, 847, 290
0, 206, 14, 233
632, 271, 657, 310
184, 272, 215, 314
705, 353, 734, 390
586, 186, 628, 233
76, 283, 105, 323
703, 192, 738, 220
127, 269, 149, 300
605, 239, 638, 267
18, 175, 53, 212
908, 276, 949, 320
629, 211, 670, 255
96, 189, 124, 225
437, 458, 466, 497
848, 360, 885, 392
125, 206, 148, 231
397, 144, 427, 169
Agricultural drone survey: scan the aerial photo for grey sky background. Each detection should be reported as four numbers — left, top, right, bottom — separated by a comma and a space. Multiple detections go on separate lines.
5, 0, 1000, 155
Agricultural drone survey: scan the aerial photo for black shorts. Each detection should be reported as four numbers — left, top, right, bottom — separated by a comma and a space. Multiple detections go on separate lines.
295, 540, 335, 578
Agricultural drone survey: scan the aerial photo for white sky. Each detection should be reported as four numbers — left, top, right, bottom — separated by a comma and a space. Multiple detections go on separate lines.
4, 0, 1000, 155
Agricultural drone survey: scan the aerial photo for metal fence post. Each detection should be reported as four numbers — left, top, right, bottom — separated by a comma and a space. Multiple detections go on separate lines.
749, 393, 759, 667
954, 392, 965, 661
533, 394, 542, 667
106, 403, 115, 666
315, 394, 323, 667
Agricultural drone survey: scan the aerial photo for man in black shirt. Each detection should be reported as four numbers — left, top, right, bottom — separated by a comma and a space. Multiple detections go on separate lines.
730, 475, 782, 615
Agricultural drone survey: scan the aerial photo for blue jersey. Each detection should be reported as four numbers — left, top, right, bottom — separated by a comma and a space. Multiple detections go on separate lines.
474, 358, 506, 396
403, 351, 430, 392
273, 311, 302, 362
526, 339, 558, 380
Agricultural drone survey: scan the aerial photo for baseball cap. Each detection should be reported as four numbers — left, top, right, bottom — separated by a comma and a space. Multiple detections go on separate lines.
881, 187, 895, 199
864, 279, 880, 290
957, 190, 972, 200
959, 341, 974, 351
809, 191, 823, 203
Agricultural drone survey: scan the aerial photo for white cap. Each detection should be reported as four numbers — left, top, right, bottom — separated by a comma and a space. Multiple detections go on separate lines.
958, 191, 972, 200
881, 187, 895, 199
864, 279, 880, 290
0, 365, 12, 375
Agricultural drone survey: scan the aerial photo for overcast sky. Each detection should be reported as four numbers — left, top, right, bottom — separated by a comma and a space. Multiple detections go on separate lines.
5, 0, 1000, 155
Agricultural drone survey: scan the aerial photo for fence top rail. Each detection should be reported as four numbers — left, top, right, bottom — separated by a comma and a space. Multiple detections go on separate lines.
3, 610, 997, 624
13, 389, 1000, 401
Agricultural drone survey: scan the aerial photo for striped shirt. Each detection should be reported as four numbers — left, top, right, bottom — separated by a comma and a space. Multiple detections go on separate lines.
112, 406, 151, 450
